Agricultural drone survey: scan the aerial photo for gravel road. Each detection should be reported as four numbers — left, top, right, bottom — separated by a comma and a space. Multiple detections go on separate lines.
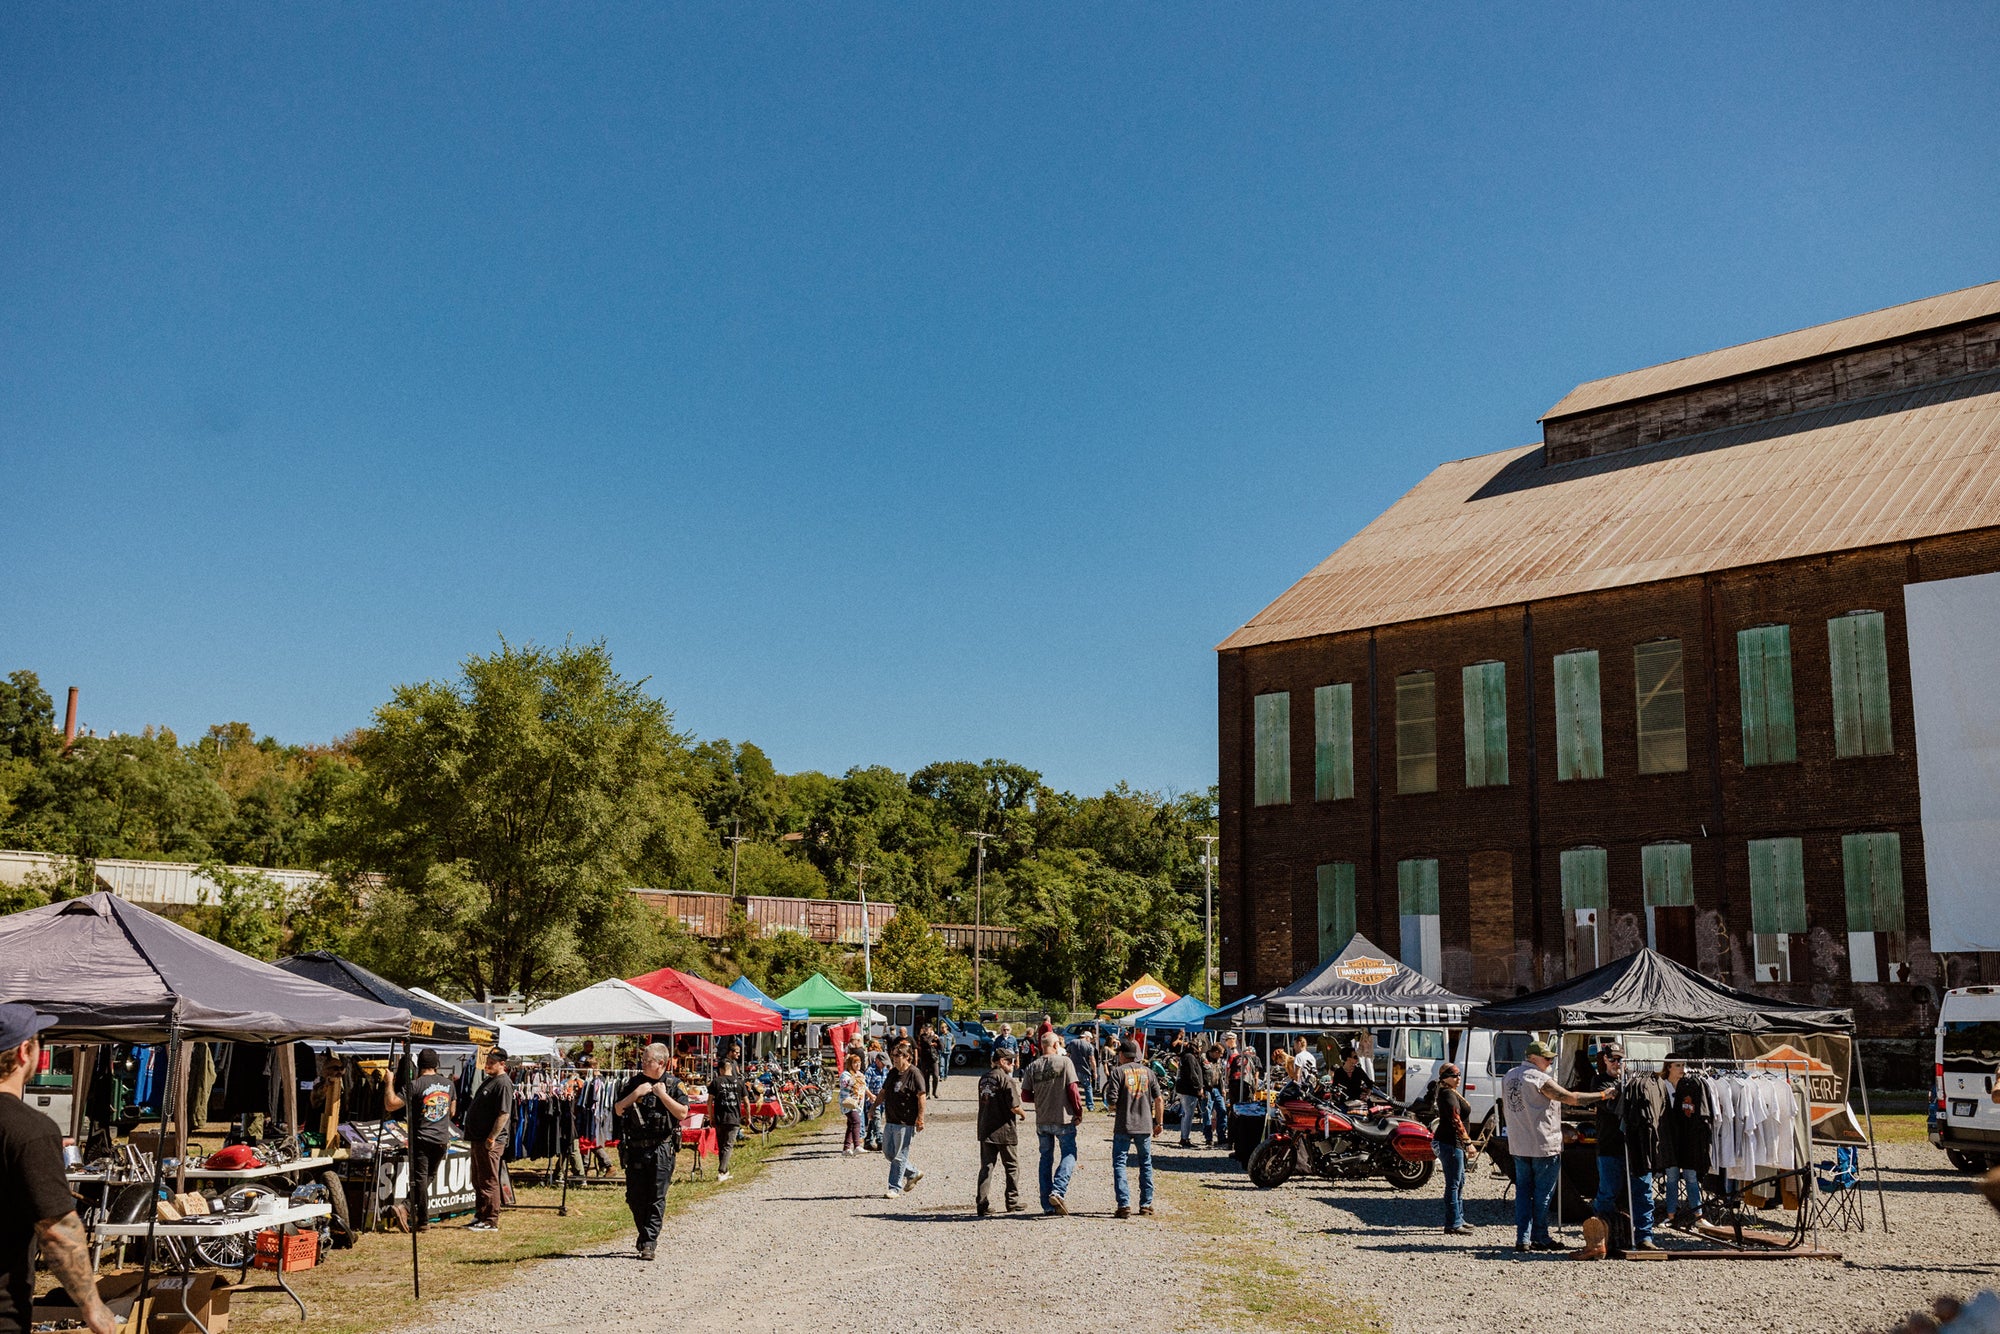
402, 1081, 2000, 1334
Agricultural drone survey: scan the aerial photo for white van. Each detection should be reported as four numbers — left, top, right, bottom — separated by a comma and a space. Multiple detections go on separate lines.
1373, 1025, 1453, 1106
1933, 986, 2000, 1170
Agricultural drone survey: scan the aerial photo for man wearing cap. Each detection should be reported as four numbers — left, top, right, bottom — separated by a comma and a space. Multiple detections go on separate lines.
1587, 1042, 1660, 1254
0, 1004, 115, 1334
1108, 1038, 1164, 1219
461, 1048, 514, 1233
1500, 1039, 1613, 1254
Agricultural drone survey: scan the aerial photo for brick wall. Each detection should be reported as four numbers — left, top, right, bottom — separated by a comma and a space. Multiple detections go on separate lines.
1218, 527, 2000, 1039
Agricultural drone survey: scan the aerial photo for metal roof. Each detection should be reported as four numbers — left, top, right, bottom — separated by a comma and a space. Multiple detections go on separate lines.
1219, 369, 2000, 651
1543, 279, 2000, 421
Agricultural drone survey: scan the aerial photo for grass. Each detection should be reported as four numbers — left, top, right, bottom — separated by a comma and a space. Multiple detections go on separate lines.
58, 1118, 817, 1334
1156, 1168, 1386, 1333
1867, 1112, 1932, 1146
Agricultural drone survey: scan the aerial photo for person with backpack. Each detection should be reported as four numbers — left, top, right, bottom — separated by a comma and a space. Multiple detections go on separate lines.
708, 1056, 747, 1182
975, 1047, 1025, 1215
1174, 1036, 1209, 1147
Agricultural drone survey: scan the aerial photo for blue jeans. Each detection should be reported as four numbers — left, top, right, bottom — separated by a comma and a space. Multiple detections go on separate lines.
1592, 1154, 1655, 1245
883, 1121, 917, 1190
1111, 1130, 1154, 1208
1440, 1144, 1467, 1229
1179, 1094, 1208, 1145
1513, 1154, 1560, 1245
1037, 1124, 1078, 1206
1208, 1088, 1229, 1141
1080, 1075, 1097, 1111
1659, 1166, 1701, 1218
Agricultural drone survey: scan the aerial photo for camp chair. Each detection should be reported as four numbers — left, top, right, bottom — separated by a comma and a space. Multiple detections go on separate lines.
1810, 1146, 1866, 1232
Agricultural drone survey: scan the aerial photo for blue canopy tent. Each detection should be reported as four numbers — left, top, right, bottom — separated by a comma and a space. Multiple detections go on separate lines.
729, 976, 807, 1023
1132, 994, 1218, 1033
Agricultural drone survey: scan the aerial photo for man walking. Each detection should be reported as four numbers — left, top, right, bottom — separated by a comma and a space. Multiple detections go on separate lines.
1, 1004, 115, 1334
975, 1048, 1024, 1215
1174, 1037, 1208, 1147
874, 1042, 927, 1199
917, 1024, 942, 1098
1022, 1032, 1082, 1214
462, 1048, 513, 1233
1109, 1039, 1163, 1218
403, 1048, 454, 1231
1223, 1032, 1259, 1104
613, 1043, 688, 1261
1065, 1027, 1100, 1113
1501, 1039, 1611, 1255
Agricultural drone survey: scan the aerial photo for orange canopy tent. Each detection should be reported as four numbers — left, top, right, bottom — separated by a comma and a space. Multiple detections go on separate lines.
1096, 974, 1179, 1014
627, 966, 784, 1034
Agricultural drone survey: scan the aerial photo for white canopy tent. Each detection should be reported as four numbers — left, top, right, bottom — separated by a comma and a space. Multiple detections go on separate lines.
513, 978, 714, 1037
409, 986, 561, 1058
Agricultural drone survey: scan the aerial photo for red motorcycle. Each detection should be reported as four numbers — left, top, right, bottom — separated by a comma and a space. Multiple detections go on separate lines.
1246, 1082, 1436, 1190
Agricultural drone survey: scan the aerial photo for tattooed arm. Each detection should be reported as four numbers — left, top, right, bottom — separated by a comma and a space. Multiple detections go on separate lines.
36, 1211, 115, 1334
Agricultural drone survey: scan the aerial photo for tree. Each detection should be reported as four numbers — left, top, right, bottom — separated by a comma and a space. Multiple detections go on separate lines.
871, 904, 971, 1004
334, 640, 687, 998
184, 863, 288, 961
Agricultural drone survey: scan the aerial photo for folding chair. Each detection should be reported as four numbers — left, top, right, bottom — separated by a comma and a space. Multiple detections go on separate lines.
1810, 1146, 1866, 1232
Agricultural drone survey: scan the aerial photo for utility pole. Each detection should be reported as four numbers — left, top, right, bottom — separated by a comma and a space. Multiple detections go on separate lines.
968, 831, 997, 1009
728, 817, 746, 897
1198, 834, 1219, 1005
856, 861, 874, 992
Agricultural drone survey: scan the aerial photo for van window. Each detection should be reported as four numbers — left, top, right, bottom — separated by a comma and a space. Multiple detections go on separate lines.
1491, 1032, 1530, 1075
1408, 1030, 1446, 1062
1943, 1021, 2000, 1073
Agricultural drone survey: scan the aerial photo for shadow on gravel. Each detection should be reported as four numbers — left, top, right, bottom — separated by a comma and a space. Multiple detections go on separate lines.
458, 1251, 640, 1264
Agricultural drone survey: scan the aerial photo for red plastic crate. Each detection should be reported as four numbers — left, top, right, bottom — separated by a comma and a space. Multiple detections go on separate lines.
252, 1229, 318, 1272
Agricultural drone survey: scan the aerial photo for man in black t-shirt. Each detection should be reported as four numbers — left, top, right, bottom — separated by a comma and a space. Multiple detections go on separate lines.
461, 1048, 513, 1231
0, 1004, 113, 1334
612, 1043, 688, 1261
401, 1048, 455, 1231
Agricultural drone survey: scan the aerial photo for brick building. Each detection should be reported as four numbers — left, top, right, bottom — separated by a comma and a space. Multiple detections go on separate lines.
1216, 281, 2000, 1040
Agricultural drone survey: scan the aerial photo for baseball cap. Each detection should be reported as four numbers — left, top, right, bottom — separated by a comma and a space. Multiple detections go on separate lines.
1524, 1040, 1555, 1059
1598, 1042, 1625, 1060
0, 1002, 59, 1049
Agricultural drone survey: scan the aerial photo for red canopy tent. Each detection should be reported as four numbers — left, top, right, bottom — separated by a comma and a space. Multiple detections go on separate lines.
627, 967, 784, 1034
1096, 973, 1179, 1014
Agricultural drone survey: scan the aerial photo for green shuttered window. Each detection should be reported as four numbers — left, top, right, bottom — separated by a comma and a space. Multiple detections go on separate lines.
1748, 838, 1807, 934
1553, 650, 1604, 781
1829, 612, 1894, 758
1396, 671, 1437, 794
1317, 862, 1356, 960
1842, 833, 1905, 933
1253, 692, 1291, 806
1560, 848, 1609, 911
1314, 683, 1355, 801
1397, 858, 1442, 980
1398, 858, 1441, 916
1462, 661, 1509, 788
1737, 625, 1797, 765
1634, 639, 1688, 774
1642, 843, 1695, 908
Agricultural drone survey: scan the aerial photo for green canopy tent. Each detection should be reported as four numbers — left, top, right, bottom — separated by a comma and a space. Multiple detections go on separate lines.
775, 973, 868, 1021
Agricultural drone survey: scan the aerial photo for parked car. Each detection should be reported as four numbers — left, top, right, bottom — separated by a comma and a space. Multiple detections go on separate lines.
1932, 986, 2000, 1171
948, 1019, 995, 1067
1061, 1020, 1125, 1051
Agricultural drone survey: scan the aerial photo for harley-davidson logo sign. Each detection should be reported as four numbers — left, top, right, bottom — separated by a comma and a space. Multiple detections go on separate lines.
1333, 956, 1396, 987
1132, 984, 1167, 1007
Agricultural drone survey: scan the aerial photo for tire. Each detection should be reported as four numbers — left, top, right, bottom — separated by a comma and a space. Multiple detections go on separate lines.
1382, 1154, 1435, 1190
1947, 1148, 1985, 1174
1247, 1139, 1297, 1189
196, 1184, 280, 1268
747, 1112, 778, 1134
952, 1049, 969, 1068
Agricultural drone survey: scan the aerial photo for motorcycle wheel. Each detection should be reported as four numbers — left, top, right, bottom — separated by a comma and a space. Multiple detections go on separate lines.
747, 1112, 778, 1134
1246, 1139, 1297, 1189
1382, 1155, 1435, 1190
194, 1185, 279, 1268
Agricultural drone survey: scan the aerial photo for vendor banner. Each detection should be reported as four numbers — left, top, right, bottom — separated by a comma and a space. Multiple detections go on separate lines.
1729, 1034, 1868, 1145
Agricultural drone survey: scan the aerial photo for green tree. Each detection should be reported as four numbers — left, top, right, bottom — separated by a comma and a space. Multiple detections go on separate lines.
870, 904, 971, 1003
333, 640, 688, 998
184, 862, 288, 960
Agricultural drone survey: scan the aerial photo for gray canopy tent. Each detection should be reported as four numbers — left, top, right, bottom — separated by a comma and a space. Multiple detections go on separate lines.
0, 894, 412, 1301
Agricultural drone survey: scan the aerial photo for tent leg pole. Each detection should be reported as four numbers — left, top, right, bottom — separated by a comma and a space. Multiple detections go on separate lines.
407, 1038, 420, 1301
280, 1043, 299, 1150
139, 1021, 180, 1322
1855, 1038, 1890, 1233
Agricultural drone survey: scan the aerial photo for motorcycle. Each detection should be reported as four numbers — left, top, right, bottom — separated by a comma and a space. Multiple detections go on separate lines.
1246, 1080, 1437, 1190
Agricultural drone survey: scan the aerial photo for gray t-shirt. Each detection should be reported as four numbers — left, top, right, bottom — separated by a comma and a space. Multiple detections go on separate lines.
1110, 1060, 1161, 1136
1023, 1053, 1079, 1129
1502, 1063, 1564, 1158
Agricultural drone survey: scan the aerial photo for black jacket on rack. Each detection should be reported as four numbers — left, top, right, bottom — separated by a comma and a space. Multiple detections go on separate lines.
1663, 1073, 1713, 1172
1618, 1074, 1669, 1174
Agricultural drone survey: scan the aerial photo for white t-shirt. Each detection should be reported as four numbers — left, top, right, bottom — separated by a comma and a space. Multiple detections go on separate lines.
1501, 1063, 1564, 1158
1292, 1049, 1318, 1079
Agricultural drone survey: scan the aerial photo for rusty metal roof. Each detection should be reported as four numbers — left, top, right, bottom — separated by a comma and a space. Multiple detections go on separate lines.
1543, 279, 2000, 421
1219, 369, 2000, 651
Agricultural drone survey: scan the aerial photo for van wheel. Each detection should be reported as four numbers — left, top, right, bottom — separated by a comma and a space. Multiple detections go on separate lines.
1947, 1148, 1986, 1174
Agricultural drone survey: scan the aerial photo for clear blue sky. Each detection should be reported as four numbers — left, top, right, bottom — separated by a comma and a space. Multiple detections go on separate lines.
4, 5, 1996, 795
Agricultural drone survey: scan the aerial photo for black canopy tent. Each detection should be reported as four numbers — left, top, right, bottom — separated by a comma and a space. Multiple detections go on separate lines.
275, 951, 494, 1047
1257, 933, 1480, 1028
1468, 947, 1883, 1240
0, 893, 414, 1304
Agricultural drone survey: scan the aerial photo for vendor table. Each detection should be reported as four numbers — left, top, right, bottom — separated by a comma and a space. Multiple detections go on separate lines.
94, 1201, 330, 1334
181, 1154, 333, 1183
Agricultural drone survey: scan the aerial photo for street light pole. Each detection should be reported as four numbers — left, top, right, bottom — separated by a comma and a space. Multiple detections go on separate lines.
1200, 836, 1216, 1000
856, 861, 874, 992
966, 832, 997, 1008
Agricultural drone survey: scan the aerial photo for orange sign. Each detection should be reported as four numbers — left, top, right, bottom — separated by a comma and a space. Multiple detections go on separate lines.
1132, 984, 1167, 1007
1332, 956, 1396, 987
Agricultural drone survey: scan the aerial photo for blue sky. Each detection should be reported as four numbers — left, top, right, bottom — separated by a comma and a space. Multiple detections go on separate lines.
4, 5, 1996, 795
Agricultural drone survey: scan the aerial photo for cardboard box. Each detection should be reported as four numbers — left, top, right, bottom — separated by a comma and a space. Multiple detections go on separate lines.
35, 1271, 233, 1334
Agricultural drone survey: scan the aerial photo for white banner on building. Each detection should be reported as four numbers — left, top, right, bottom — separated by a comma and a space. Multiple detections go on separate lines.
1906, 572, 2000, 953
